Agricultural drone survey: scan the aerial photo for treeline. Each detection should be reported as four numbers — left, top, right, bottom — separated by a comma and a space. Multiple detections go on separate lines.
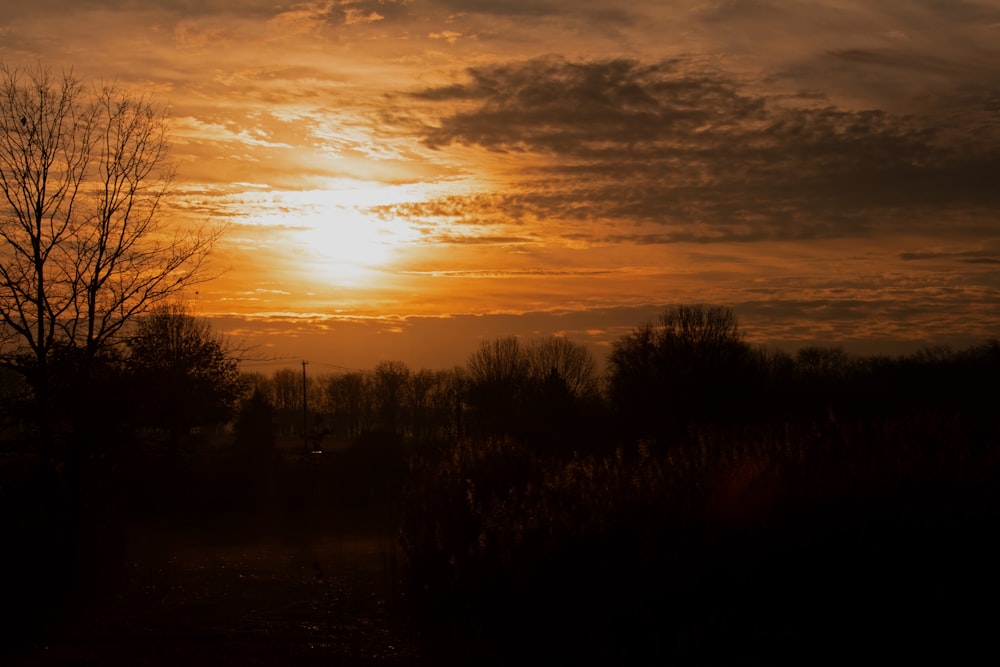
390, 306, 1000, 663
0, 303, 243, 455
6, 301, 990, 458
4, 304, 998, 661
239, 305, 1000, 457
228, 306, 1000, 663
241, 334, 604, 453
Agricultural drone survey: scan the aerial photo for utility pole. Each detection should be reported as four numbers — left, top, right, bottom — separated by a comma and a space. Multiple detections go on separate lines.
302, 359, 309, 452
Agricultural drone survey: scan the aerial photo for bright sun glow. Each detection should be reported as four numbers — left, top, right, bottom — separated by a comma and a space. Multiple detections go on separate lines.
299, 209, 392, 284
282, 182, 423, 287
230, 179, 445, 291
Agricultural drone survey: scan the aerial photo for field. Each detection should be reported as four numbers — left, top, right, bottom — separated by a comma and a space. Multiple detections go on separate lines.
1, 449, 431, 666
15, 530, 414, 666
3, 402, 998, 665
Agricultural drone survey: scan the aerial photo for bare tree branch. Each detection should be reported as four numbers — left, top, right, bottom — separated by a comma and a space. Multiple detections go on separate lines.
0, 63, 222, 447
0, 63, 90, 367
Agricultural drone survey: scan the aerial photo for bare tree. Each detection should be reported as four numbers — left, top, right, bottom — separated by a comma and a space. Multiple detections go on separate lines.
325, 371, 372, 441
0, 63, 219, 445
526, 336, 598, 400
468, 336, 527, 389
68, 83, 217, 361
467, 336, 529, 436
271, 368, 305, 436
608, 304, 752, 443
372, 360, 410, 437
658, 304, 744, 355
0, 65, 88, 383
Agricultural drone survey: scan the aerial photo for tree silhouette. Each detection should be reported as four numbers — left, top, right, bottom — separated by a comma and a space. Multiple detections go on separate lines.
126, 304, 243, 443
0, 64, 219, 450
269, 367, 306, 437
467, 336, 529, 436
523, 336, 601, 454
608, 304, 752, 443
234, 386, 276, 457
372, 360, 410, 439
324, 371, 371, 441
525, 336, 598, 401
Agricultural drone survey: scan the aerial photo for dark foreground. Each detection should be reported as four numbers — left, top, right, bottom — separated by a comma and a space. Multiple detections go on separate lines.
4, 418, 1000, 666
7, 510, 996, 667
0, 447, 430, 666
6, 521, 420, 666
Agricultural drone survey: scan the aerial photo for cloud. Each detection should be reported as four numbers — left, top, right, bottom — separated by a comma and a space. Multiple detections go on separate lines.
171, 116, 293, 149
405, 56, 1000, 243
429, 30, 465, 43
268, 1, 338, 35
415, 233, 535, 246
432, 0, 633, 22
343, 7, 384, 25
829, 48, 989, 77
900, 248, 1000, 265
403, 268, 614, 278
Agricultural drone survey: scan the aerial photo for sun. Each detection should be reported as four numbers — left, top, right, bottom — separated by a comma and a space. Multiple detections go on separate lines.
287, 182, 418, 287
299, 211, 391, 285
231, 180, 429, 292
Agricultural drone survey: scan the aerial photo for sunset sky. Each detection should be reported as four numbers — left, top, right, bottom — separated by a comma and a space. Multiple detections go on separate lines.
3, 1, 999, 372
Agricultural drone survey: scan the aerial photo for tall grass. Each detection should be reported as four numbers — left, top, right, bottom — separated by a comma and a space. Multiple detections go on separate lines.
399, 413, 999, 663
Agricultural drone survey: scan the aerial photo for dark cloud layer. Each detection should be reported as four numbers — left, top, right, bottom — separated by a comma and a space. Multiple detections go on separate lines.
406, 56, 1000, 244
2, 0, 288, 17
433, 0, 635, 23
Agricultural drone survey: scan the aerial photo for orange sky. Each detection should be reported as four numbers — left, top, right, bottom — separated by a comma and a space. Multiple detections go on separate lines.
3, 1, 999, 371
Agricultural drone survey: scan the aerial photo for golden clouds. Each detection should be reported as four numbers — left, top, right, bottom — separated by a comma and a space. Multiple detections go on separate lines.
267, 1, 337, 36
2, 1, 1000, 368
344, 8, 385, 25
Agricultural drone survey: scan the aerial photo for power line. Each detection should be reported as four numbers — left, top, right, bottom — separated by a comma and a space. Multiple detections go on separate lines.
239, 356, 301, 366
302, 359, 309, 452
238, 357, 365, 373
310, 361, 365, 373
